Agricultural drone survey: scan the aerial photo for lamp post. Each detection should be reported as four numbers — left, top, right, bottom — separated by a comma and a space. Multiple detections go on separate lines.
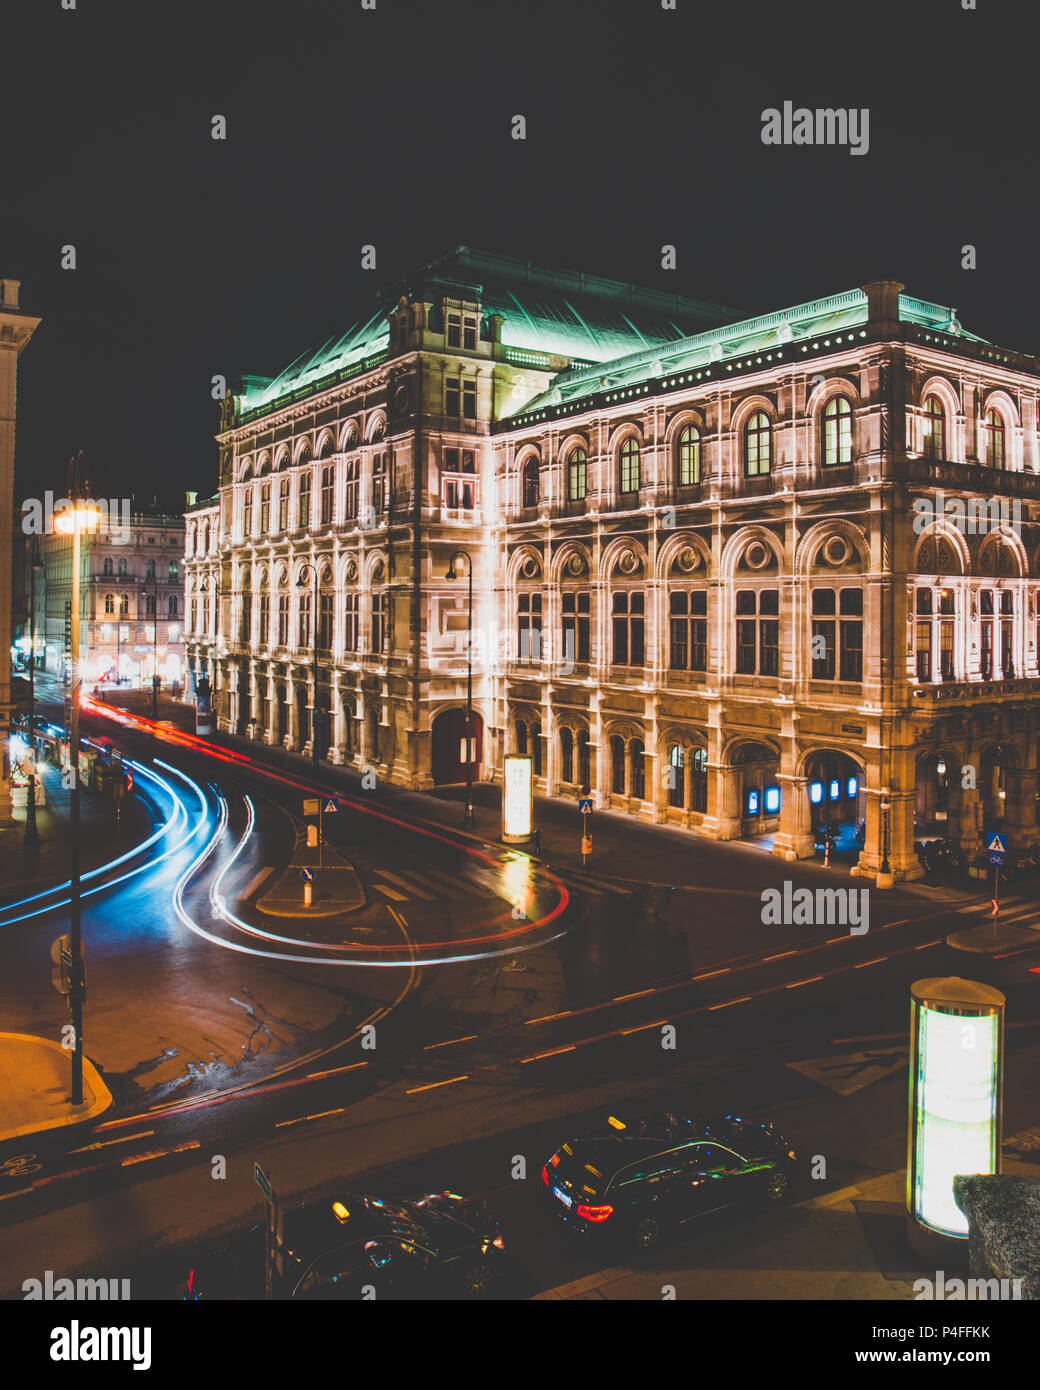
446, 550, 474, 826
24, 542, 43, 851
150, 572, 159, 720
297, 563, 320, 768
56, 452, 101, 1108
880, 789, 892, 882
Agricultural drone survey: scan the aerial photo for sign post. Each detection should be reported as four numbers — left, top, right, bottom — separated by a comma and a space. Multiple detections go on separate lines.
578, 786, 593, 866
255, 1162, 279, 1300
502, 754, 534, 845
987, 834, 1007, 927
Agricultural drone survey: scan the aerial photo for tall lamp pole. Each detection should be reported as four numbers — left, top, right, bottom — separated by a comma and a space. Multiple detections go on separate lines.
446, 550, 474, 826
24, 542, 43, 851
151, 573, 160, 720
57, 452, 100, 1108
297, 563, 320, 768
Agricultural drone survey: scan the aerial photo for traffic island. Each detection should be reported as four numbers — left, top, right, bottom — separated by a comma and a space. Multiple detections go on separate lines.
0, 1033, 112, 1142
946, 922, 1039, 953
256, 841, 366, 918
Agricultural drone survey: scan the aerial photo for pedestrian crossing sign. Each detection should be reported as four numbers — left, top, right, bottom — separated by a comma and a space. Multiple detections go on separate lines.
987, 833, 1007, 853
322, 798, 338, 814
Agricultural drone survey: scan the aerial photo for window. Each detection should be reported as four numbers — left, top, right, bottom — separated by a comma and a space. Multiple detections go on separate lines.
464, 317, 477, 351
668, 745, 684, 808
320, 466, 335, 525
343, 461, 359, 522
518, 592, 542, 663
118, 557, 127, 577
372, 453, 388, 513
371, 591, 386, 653
446, 379, 459, 416
169, 560, 179, 580
736, 589, 779, 675
344, 593, 359, 652
916, 588, 933, 681
319, 591, 333, 654
243, 490, 253, 538
922, 396, 945, 461
630, 739, 645, 800
145, 558, 155, 581
744, 411, 772, 477
444, 477, 475, 509
560, 728, 574, 784
1000, 590, 1014, 677
561, 591, 591, 665
104, 593, 115, 614
619, 437, 641, 494
103, 557, 113, 576
463, 380, 476, 419
568, 448, 588, 501
168, 594, 179, 618
258, 591, 269, 645
611, 736, 626, 794
277, 592, 289, 647
256, 481, 268, 534
577, 730, 591, 787
669, 591, 708, 671
145, 592, 156, 617
278, 478, 290, 531
241, 590, 252, 644
823, 396, 853, 465
677, 425, 702, 485
691, 746, 708, 813
522, 458, 540, 508
446, 313, 461, 348
811, 588, 835, 679
982, 409, 1005, 469
190, 597, 197, 632
813, 588, 863, 681
297, 589, 312, 649
119, 593, 129, 615
531, 722, 542, 776
444, 447, 476, 473
297, 470, 311, 529
612, 591, 645, 666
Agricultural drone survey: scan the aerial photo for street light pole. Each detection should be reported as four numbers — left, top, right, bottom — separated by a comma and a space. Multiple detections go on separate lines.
297, 564, 320, 768
152, 574, 159, 720
446, 550, 474, 826
25, 543, 43, 851
881, 790, 892, 878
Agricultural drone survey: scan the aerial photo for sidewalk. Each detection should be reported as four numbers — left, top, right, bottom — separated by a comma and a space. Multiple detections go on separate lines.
0, 1033, 112, 1142
532, 1157, 1040, 1300
0, 758, 152, 910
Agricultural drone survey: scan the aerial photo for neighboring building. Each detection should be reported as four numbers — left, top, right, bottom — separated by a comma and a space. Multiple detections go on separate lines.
27, 503, 186, 692
186, 247, 1040, 880
1, 277, 40, 828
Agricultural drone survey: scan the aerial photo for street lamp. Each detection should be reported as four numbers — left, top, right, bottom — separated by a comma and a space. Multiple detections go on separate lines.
54, 452, 101, 1108
24, 542, 43, 851
446, 550, 474, 826
296, 563, 320, 768
880, 789, 892, 878
150, 571, 159, 720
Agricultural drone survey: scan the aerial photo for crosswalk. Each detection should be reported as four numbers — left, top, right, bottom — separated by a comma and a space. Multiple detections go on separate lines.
955, 896, 1040, 933
364, 862, 636, 903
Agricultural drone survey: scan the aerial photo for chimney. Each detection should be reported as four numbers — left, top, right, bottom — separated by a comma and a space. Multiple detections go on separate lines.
862, 280, 905, 335
0, 279, 20, 310
185, 490, 199, 509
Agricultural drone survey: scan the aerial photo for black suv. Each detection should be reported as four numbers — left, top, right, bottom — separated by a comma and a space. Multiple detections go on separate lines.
542, 1110, 798, 1250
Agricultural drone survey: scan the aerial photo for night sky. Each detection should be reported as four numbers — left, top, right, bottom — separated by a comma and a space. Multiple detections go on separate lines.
4, 0, 1036, 509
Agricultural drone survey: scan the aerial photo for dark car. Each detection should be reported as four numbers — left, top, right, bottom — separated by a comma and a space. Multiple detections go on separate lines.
542, 1110, 798, 1250
184, 1191, 510, 1300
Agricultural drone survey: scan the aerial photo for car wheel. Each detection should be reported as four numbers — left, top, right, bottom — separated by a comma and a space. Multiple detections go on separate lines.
766, 1169, 789, 1202
460, 1262, 494, 1299
633, 1215, 661, 1250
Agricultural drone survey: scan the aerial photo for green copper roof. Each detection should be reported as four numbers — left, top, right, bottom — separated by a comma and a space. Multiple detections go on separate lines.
237, 248, 741, 417
511, 289, 990, 417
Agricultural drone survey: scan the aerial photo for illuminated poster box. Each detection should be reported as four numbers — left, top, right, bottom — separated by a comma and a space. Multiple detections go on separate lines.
907, 977, 1004, 1248
502, 754, 533, 843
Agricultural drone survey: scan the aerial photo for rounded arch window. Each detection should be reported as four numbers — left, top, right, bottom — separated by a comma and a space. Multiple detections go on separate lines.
668, 744, 685, 808
521, 457, 540, 508
744, 411, 772, 476
610, 735, 627, 794
568, 447, 588, 502
823, 396, 853, 466
559, 727, 574, 783
982, 408, 1006, 469
676, 424, 702, 486
619, 437, 641, 494
922, 395, 945, 461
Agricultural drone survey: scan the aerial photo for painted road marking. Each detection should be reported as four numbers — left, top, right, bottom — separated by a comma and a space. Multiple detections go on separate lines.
276, 1108, 345, 1128
240, 866, 274, 899
373, 884, 409, 901
423, 1035, 478, 1050
406, 1076, 468, 1094
525, 1011, 573, 1025
374, 870, 436, 900
69, 1131, 154, 1153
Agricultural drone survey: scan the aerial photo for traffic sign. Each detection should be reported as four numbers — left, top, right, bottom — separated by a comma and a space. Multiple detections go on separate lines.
300, 867, 315, 883
989, 852, 1004, 867
322, 798, 338, 814
254, 1162, 273, 1204
987, 833, 1007, 853
303, 797, 320, 817
578, 798, 594, 815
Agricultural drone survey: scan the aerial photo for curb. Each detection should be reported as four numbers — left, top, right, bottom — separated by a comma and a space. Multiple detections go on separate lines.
0, 1033, 113, 1143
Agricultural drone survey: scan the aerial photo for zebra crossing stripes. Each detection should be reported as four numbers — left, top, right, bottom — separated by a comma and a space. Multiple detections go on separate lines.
367, 862, 636, 902
959, 897, 1040, 932
541, 866, 635, 897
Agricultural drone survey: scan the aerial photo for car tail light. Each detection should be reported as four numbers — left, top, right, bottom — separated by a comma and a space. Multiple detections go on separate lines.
575, 1203, 613, 1223
186, 1269, 195, 1297
541, 1165, 550, 1186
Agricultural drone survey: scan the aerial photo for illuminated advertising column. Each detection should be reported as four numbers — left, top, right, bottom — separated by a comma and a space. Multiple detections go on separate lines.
502, 754, 534, 845
907, 976, 1005, 1256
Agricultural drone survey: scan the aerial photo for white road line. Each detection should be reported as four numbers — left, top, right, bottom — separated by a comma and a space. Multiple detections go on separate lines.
406, 1075, 468, 1094
240, 866, 274, 899
424, 1035, 478, 1050
374, 884, 409, 901
69, 1131, 154, 1153
374, 869, 436, 899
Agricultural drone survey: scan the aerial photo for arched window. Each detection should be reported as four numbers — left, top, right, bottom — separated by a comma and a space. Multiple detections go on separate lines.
145, 592, 156, 617
560, 727, 574, 784
691, 746, 708, 813
104, 593, 115, 614
118, 558, 127, 577
982, 409, 1005, 469
103, 557, 113, 576
568, 448, 588, 502
823, 397, 853, 466
668, 745, 685, 808
619, 437, 641, 494
522, 457, 540, 508
744, 411, 772, 477
610, 735, 626, 794
168, 594, 179, 618
577, 729, 591, 788
629, 739, 645, 800
676, 425, 701, 486
119, 593, 129, 615
922, 395, 945, 461
515, 719, 527, 755
146, 558, 156, 579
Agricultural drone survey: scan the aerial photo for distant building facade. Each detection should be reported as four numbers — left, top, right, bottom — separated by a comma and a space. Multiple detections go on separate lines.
27, 505, 185, 691
185, 248, 1040, 880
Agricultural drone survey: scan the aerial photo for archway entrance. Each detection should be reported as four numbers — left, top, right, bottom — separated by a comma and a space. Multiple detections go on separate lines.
915, 751, 959, 838
804, 750, 864, 858
432, 707, 484, 785
731, 741, 781, 842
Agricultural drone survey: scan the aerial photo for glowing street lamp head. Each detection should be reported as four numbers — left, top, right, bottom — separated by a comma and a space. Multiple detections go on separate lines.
54, 503, 103, 535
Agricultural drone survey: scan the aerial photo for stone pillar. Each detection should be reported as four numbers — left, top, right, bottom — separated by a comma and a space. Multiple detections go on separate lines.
773, 773, 815, 861
1004, 766, 1037, 851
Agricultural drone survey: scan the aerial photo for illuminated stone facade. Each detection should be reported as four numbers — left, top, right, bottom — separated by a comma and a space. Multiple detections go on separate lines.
186, 250, 1040, 880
